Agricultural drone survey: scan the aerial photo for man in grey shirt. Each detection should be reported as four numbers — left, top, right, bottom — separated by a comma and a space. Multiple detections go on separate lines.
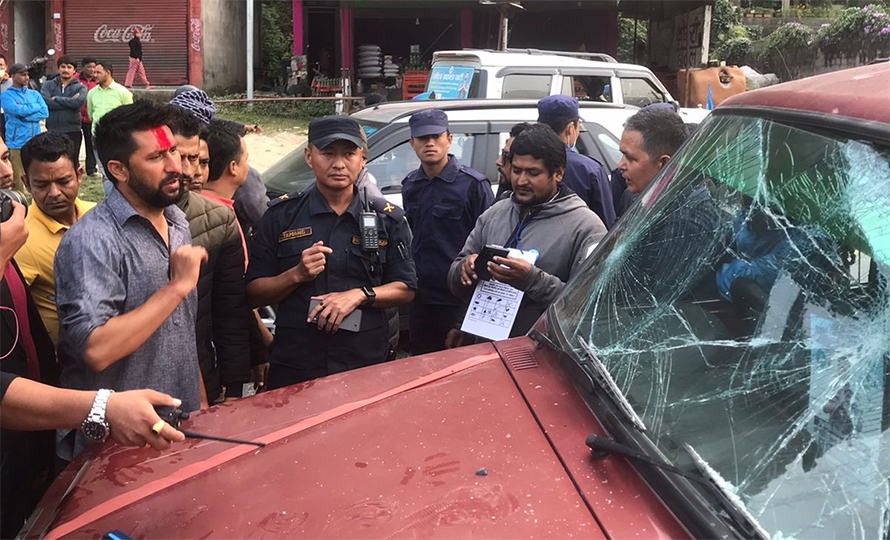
55, 102, 208, 460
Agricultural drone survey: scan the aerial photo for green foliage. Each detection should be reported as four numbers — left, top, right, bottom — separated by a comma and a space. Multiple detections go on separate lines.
761, 22, 817, 79
817, 4, 890, 63
260, 0, 293, 72
710, 0, 753, 62
717, 36, 753, 65
711, 0, 741, 46
744, 24, 764, 40
763, 21, 816, 53
617, 16, 648, 63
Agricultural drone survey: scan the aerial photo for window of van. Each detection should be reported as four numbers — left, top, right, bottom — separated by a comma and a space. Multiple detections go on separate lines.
620, 78, 666, 107
501, 74, 552, 99
563, 75, 612, 102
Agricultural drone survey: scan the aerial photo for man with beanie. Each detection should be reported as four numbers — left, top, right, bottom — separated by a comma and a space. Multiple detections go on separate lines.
537, 95, 615, 229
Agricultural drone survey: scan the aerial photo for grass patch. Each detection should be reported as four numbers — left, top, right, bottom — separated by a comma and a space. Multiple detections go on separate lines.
214, 108, 310, 134
79, 174, 105, 203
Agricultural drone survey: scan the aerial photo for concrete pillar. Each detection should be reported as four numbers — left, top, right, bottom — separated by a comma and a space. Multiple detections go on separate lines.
460, 8, 472, 49
292, 0, 303, 56
339, 6, 352, 70
188, 0, 203, 87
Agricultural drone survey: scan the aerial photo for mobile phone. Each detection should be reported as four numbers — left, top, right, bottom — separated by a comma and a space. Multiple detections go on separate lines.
474, 245, 510, 281
308, 299, 363, 332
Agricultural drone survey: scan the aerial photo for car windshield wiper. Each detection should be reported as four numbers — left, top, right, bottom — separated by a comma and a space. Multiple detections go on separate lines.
576, 338, 647, 431
586, 434, 770, 540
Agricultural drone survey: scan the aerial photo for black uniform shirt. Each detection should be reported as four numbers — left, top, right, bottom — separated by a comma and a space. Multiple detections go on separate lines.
247, 185, 416, 373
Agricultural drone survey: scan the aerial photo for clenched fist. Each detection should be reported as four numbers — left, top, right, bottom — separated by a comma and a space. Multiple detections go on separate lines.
168, 245, 208, 298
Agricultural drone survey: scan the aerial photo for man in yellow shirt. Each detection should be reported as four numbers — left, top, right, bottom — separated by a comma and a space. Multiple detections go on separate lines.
16, 132, 95, 344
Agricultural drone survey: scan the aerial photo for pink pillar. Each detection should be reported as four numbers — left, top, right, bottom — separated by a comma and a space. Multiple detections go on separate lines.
460, 8, 472, 49
292, 0, 303, 56
339, 7, 353, 70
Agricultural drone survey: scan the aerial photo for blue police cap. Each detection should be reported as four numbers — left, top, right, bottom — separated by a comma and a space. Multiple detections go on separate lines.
537, 95, 580, 122
409, 109, 449, 138
308, 116, 364, 150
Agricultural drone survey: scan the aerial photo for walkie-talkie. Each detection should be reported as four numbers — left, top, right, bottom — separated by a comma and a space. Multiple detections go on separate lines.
360, 188, 378, 252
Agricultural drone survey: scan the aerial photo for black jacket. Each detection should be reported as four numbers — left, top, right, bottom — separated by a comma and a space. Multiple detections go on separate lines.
176, 192, 252, 400
1, 261, 59, 539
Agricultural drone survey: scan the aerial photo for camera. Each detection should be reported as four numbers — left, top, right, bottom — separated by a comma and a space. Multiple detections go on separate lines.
0, 189, 28, 222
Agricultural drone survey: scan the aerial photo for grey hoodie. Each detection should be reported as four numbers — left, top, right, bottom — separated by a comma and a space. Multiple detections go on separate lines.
448, 185, 607, 337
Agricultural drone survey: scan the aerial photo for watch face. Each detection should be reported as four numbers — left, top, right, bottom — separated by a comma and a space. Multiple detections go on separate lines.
82, 421, 107, 442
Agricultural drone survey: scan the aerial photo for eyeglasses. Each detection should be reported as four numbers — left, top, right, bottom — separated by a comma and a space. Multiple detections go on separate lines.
499, 150, 509, 164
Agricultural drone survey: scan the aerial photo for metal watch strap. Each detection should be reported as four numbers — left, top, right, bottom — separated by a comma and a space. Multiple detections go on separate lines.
88, 388, 113, 425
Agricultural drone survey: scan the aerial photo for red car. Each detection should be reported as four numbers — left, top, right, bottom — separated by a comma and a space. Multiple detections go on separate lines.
26, 63, 889, 540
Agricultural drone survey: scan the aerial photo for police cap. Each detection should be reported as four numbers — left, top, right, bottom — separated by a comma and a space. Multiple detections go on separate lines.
537, 95, 580, 122
308, 116, 364, 150
409, 109, 449, 138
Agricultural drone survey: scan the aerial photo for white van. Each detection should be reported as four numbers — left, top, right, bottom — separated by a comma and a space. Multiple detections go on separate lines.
426, 48, 710, 123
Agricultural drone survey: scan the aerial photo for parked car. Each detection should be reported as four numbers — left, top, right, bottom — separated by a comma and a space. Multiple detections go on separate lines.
427, 48, 711, 124
25, 64, 889, 540
263, 98, 635, 206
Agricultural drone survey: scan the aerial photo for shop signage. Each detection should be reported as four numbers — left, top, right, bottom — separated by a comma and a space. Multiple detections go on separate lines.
427, 65, 475, 99
93, 24, 154, 44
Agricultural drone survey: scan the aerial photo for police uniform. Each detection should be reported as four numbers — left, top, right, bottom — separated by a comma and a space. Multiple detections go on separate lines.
538, 95, 616, 229
246, 118, 416, 388
401, 109, 493, 355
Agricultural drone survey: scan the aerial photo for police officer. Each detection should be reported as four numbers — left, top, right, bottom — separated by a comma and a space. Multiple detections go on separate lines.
537, 95, 616, 229
402, 109, 493, 355
246, 116, 416, 388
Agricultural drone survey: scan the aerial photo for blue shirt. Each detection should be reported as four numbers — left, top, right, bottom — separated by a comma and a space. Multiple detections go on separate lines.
562, 146, 616, 229
55, 188, 201, 415
402, 156, 493, 305
247, 185, 416, 372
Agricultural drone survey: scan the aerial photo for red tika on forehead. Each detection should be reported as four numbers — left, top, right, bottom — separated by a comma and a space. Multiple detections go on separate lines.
153, 127, 173, 151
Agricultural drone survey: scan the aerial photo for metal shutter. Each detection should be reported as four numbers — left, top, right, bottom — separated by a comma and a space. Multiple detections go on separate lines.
64, 0, 188, 86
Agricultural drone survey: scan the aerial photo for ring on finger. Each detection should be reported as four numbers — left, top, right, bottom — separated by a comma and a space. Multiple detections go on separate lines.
151, 420, 166, 435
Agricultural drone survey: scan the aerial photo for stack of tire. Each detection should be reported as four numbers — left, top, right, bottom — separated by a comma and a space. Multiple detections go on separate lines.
358, 45, 382, 79
383, 55, 400, 78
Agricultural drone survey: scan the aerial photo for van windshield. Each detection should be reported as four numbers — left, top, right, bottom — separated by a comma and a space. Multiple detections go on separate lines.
552, 113, 890, 539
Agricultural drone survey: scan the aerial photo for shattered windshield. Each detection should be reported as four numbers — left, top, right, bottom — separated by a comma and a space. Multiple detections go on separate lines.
552, 113, 890, 539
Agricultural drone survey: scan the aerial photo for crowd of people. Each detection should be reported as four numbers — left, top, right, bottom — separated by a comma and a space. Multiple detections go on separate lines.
0, 52, 691, 536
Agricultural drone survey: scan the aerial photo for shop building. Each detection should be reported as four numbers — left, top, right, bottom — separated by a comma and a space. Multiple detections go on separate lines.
0, 0, 245, 93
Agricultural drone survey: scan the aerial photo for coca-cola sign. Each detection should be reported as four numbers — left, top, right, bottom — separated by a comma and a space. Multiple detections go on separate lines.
93, 24, 154, 44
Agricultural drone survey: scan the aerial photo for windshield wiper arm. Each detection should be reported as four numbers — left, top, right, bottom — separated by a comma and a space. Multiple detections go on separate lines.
577, 339, 647, 431
586, 435, 769, 540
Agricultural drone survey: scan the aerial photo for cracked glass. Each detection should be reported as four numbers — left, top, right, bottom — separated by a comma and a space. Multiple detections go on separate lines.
553, 113, 890, 539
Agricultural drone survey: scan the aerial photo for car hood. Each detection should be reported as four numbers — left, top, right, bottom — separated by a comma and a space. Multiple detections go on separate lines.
33, 343, 609, 540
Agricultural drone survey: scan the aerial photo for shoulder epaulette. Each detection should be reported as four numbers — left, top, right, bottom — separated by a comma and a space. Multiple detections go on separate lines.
267, 190, 308, 208
369, 197, 405, 220
459, 165, 489, 183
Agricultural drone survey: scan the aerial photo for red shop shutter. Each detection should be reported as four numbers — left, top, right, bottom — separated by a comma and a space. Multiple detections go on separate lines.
64, 0, 188, 86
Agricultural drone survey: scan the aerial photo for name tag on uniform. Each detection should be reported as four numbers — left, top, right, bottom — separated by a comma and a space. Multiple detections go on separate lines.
351, 235, 387, 247
279, 227, 312, 243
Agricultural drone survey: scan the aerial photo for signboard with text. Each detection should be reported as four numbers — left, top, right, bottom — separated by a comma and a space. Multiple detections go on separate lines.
427, 65, 475, 99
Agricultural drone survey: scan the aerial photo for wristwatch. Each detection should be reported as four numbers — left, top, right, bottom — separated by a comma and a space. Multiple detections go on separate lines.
81, 389, 113, 443
361, 286, 376, 306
